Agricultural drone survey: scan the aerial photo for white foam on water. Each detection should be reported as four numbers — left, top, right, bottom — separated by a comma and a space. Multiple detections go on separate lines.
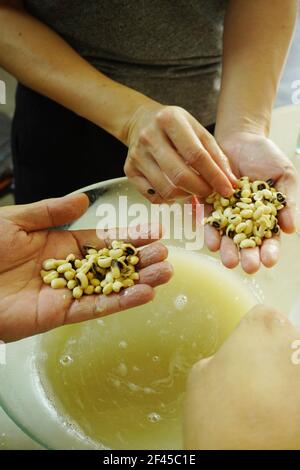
174, 294, 188, 311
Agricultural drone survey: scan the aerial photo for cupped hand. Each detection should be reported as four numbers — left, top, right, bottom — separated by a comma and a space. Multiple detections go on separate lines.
124, 104, 237, 203
0, 194, 173, 343
205, 132, 298, 273
184, 305, 300, 450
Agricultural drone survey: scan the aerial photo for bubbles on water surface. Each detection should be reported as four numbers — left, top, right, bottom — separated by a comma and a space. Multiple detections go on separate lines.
147, 412, 161, 423
174, 294, 188, 311
117, 362, 128, 377
59, 355, 73, 367
128, 382, 139, 392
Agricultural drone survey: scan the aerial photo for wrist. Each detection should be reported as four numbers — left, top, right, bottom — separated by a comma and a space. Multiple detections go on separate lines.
123, 102, 163, 146
78, 72, 159, 145
215, 112, 271, 143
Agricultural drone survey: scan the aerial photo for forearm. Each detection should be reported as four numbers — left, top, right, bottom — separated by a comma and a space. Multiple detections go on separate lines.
215, 0, 298, 140
0, 1, 156, 143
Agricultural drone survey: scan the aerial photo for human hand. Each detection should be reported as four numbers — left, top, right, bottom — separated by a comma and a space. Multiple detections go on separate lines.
184, 305, 300, 450
205, 132, 298, 273
124, 104, 237, 203
0, 194, 173, 343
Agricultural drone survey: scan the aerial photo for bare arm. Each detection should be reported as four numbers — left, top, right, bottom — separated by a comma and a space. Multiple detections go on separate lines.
215, 0, 298, 139
0, 0, 236, 200
0, 0, 155, 143
204, 0, 298, 274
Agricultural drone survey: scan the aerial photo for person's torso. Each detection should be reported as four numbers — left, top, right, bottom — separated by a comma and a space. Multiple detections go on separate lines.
24, 0, 228, 125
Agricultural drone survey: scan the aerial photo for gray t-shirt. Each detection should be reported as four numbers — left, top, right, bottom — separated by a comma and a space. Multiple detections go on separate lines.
25, 0, 227, 126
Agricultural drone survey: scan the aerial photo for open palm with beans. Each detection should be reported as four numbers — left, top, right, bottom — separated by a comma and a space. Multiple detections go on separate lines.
0, 193, 172, 343
205, 132, 298, 274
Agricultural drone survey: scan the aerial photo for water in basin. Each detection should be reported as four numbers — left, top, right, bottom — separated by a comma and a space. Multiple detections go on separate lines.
37, 246, 256, 449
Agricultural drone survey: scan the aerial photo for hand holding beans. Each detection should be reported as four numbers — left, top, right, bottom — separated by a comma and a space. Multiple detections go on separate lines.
205, 132, 298, 274
0, 193, 173, 343
204, 177, 285, 248
124, 104, 237, 203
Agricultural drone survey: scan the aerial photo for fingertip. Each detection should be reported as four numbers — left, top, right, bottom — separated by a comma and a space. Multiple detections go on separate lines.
222, 255, 239, 269
163, 260, 174, 281
66, 192, 90, 212
219, 183, 234, 199
153, 260, 174, 285
220, 236, 239, 268
242, 263, 260, 275
204, 225, 221, 252
261, 238, 280, 268
231, 177, 239, 188
240, 248, 261, 274
278, 208, 296, 234
120, 283, 155, 306
138, 260, 173, 287
47, 192, 90, 227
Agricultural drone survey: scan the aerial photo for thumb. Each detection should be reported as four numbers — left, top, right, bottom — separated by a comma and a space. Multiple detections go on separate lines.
2, 193, 89, 231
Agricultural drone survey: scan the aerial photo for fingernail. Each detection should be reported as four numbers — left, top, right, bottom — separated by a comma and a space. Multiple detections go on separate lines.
222, 187, 234, 198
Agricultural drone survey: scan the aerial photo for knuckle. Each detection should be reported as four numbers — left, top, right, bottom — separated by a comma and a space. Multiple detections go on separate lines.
156, 106, 176, 126
171, 167, 190, 187
161, 185, 177, 200
201, 130, 215, 144
139, 129, 152, 146
129, 149, 140, 164
123, 160, 132, 176
246, 305, 286, 331
185, 148, 207, 166
209, 172, 225, 189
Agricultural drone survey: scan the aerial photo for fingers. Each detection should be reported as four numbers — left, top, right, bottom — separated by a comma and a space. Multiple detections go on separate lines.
71, 224, 163, 253
209, 235, 279, 273
220, 236, 239, 269
189, 117, 237, 186
276, 167, 298, 233
138, 242, 169, 268
125, 163, 169, 204
220, 236, 240, 269
138, 261, 173, 287
64, 260, 173, 325
136, 151, 191, 200
128, 175, 164, 204
260, 237, 280, 268
240, 247, 260, 274
144, 130, 212, 197
206, 228, 279, 273
64, 284, 155, 325
3, 193, 89, 232
278, 206, 296, 234
157, 108, 234, 197
204, 224, 221, 252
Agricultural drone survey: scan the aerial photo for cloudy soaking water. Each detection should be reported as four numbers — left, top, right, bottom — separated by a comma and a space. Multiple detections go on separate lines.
38, 247, 256, 449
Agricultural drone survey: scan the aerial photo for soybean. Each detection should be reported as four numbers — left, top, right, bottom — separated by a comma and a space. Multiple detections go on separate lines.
204, 177, 286, 249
